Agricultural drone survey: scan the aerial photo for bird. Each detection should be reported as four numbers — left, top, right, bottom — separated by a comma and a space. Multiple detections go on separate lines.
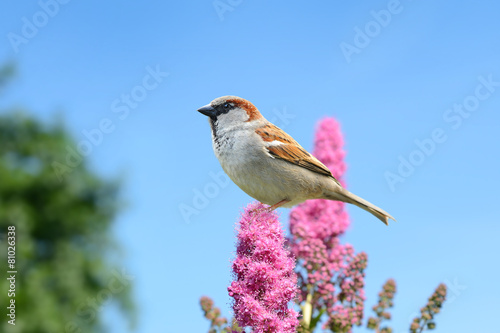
197, 96, 395, 225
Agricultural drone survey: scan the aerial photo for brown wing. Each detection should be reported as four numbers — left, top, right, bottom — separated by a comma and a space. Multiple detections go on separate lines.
256, 124, 341, 185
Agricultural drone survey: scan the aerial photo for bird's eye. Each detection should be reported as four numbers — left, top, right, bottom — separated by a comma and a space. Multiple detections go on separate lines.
223, 103, 230, 109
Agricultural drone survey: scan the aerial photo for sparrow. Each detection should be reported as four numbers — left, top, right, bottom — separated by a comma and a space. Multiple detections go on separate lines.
197, 96, 395, 225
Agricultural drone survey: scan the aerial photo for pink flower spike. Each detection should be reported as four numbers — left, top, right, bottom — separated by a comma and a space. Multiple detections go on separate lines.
288, 118, 367, 331
228, 202, 299, 333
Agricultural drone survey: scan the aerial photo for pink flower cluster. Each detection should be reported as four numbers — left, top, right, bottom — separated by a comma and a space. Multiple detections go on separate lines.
326, 252, 367, 330
367, 278, 397, 331
228, 202, 299, 333
410, 283, 447, 333
199, 296, 229, 329
288, 118, 367, 331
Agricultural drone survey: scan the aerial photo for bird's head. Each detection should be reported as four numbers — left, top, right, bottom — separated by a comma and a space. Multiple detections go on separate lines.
197, 96, 263, 129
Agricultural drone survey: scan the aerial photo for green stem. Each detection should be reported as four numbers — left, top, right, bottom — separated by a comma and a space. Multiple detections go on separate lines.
417, 319, 428, 333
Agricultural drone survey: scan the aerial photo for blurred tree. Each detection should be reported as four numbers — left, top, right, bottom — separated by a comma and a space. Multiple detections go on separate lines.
0, 64, 134, 333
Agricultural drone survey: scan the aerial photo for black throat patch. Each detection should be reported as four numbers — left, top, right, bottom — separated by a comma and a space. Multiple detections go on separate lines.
208, 117, 233, 154
209, 118, 220, 146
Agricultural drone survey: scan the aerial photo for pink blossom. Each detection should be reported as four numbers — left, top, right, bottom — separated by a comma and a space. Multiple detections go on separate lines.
289, 118, 367, 331
228, 202, 299, 333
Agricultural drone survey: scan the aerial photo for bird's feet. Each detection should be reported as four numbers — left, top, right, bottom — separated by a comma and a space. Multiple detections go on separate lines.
249, 199, 291, 216
267, 199, 291, 211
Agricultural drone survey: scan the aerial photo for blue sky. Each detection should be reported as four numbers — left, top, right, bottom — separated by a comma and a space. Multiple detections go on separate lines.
1, 1, 500, 332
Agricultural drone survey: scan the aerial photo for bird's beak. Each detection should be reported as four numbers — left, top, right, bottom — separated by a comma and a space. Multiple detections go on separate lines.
197, 104, 216, 117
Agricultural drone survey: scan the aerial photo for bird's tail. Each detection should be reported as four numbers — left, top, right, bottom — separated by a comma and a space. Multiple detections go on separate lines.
324, 188, 395, 225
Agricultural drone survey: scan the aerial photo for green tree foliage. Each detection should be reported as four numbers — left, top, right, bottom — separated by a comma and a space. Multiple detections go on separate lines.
0, 66, 134, 333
